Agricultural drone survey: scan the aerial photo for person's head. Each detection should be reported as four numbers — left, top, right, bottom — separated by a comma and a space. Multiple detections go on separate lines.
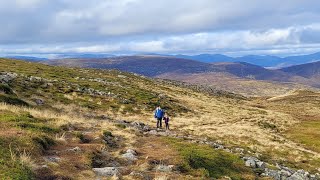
157, 106, 161, 109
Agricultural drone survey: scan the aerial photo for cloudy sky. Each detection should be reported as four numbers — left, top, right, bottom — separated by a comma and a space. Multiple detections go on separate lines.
1, 0, 320, 57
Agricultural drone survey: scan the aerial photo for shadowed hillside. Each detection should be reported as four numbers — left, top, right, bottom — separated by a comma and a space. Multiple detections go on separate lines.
46, 56, 320, 96
281, 61, 320, 79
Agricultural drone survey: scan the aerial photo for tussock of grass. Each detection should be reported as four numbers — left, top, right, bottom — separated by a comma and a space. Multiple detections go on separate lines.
115, 123, 126, 129
165, 138, 255, 179
0, 138, 34, 179
32, 136, 55, 151
102, 130, 113, 137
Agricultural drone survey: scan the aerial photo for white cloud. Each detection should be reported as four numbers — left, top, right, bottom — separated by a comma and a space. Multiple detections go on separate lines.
0, 0, 320, 55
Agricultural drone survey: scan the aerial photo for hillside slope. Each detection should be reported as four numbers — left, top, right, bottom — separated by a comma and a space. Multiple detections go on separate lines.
281, 61, 320, 79
1, 58, 320, 179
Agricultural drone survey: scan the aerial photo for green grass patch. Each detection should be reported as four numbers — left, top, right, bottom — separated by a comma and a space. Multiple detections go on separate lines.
286, 120, 320, 153
102, 130, 113, 137
0, 84, 14, 95
76, 132, 91, 143
165, 138, 255, 179
258, 121, 278, 132
17, 122, 60, 133
0, 138, 34, 179
0, 112, 59, 133
115, 124, 126, 129
0, 94, 29, 106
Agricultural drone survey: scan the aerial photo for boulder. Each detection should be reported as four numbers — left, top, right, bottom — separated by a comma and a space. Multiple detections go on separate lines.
262, 169, 281, 180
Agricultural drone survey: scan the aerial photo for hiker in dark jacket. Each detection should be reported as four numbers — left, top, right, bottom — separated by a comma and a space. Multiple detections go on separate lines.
163, 115, 170, 130
154, 106, 164, 128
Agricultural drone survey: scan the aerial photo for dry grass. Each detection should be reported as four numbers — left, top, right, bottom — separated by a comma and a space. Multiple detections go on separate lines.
19, 149, 35, 168
55, 132, 67, 144
154, 174, 169, 180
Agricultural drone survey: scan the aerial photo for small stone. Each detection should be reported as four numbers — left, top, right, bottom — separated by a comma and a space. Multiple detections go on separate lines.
126, 149, 137, 156
256, 161, 266, 169
44, 156, 61, 163
92, 167, 120, 177
35, 99, 44, 105
122, 149, 138, 161
67, 146, 81, 152
245, 159, 256, 168
148, 130, 158, 135
155, 164, 174, 172
280, 169, 292, 177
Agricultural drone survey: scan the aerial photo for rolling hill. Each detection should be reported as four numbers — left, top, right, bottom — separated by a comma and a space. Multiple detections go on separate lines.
1, 58, 320, 179
45, 55, 320, 95
281, 61, 320, 79
46, 55, 292, 80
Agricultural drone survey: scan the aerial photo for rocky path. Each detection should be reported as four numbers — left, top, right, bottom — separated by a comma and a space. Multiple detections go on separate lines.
114, 120, 320, 180
31, 118, 320, 179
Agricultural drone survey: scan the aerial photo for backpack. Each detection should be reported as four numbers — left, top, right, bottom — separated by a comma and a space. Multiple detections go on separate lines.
155, 108, 163, 118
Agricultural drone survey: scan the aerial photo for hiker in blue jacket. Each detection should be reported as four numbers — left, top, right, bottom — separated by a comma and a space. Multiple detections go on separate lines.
154, 106, 165, 128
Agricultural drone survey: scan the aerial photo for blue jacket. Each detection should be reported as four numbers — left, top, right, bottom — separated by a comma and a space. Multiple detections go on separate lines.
155, 108, 164, 118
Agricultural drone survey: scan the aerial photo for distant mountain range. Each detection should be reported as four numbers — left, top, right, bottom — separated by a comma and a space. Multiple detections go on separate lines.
3, 53, 114, 62
45, 55, 320, 89
174, 52, 320, 68
3, 51, 320, 68
5, 56, 48, 62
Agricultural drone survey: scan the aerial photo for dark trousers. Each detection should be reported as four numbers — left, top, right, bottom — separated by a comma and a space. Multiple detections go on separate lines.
165, 122, 169, 130
157, 118, 162, 128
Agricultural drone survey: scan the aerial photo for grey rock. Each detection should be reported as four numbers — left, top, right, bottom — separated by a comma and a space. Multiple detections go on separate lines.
287, 172, 306, 180
155, 165, 174, 172
263, 169, 281, 180
35, 99, 44, 105
122, 149, 138, 161
92, 167, 120, 177
148, 130, 158, 135
44, 156, 61, 163
280, 169, 292, 178
0, 72, 17, 83
126, 149, 137, 156
67, 146, 81, 152
234, 148, 244, 153
245, 159, 256, 168
256, 161, 266, 169
212, 143, 224, 149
